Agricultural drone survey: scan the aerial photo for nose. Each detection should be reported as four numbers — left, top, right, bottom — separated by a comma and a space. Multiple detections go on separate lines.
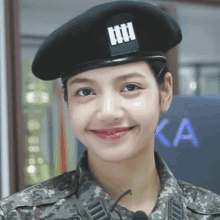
96, 93, 124, 122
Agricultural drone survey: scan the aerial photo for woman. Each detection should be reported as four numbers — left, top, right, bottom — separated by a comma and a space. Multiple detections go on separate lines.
1, 1, 220, 219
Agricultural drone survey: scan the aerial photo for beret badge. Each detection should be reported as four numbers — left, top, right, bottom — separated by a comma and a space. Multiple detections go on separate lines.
106, 13, 140, 57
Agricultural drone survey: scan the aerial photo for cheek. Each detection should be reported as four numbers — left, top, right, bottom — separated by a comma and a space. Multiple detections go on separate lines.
128, 89, 160, 126
68, 104, 91, 133
128, 87, 159, 111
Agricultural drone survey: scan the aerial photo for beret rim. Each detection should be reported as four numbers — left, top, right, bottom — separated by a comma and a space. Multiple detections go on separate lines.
61, 54, 167, 84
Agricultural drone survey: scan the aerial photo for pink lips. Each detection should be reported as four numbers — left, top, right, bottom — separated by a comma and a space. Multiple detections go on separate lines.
91, 127, 133, 141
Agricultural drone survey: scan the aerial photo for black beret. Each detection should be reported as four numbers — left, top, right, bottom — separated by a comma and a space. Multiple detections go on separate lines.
32, 1, 182, 83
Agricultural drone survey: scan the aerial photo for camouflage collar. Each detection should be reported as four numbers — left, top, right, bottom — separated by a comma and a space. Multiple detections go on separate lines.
75, 150, 189, 219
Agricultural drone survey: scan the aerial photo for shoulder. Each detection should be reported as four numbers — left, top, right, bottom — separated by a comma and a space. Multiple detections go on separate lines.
177, 179, 220, 217
0, 170, 79, 219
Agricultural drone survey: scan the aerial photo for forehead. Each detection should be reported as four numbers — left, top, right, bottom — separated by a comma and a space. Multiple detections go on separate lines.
67, 61, 153, 86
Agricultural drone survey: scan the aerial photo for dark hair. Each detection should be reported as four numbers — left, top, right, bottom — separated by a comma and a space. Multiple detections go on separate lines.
62, 61, 168, 104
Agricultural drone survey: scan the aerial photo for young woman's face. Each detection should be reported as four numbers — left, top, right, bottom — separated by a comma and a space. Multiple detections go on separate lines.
67, 61, 162, 161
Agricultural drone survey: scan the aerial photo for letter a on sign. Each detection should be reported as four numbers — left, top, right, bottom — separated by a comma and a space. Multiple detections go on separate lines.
173, 118, 199, 148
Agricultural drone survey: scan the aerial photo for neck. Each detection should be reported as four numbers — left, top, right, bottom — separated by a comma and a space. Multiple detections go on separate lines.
87, 142, 160, 210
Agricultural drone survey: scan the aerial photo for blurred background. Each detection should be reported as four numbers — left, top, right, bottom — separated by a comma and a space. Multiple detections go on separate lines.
1, 0, 220, 199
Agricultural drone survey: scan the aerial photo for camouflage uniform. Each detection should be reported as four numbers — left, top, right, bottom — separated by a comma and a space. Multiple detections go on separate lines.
0, 150, 220, 219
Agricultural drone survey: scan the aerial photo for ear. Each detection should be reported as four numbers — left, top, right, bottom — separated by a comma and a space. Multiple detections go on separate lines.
160, 72, 173, 113
61, 87, 65, 100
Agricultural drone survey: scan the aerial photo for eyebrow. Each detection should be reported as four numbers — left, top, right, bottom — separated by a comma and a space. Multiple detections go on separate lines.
68, 72, 146, 86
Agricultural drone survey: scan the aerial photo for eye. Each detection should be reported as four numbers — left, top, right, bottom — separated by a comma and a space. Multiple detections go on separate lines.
122, 83, 142, 92
75, 84, 142, 97
75, 88, 95, 97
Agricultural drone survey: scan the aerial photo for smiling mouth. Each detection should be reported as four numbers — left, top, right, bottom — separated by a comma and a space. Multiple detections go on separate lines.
90, 126, 136, 133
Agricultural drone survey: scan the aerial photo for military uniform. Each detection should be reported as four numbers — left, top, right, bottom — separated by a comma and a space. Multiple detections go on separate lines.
0, 150, 220, 219
2, 1, 219, 219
